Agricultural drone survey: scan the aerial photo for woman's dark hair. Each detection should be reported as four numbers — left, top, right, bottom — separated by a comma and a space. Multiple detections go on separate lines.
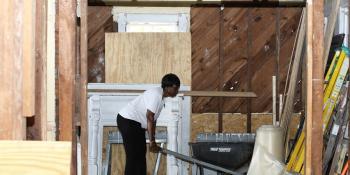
161, 73, 180, 89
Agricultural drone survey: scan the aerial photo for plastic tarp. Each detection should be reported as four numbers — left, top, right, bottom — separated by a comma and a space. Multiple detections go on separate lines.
247, 125, 296, 175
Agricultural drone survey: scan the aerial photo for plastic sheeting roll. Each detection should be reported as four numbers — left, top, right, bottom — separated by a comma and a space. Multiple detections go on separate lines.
247, 125, 293, 175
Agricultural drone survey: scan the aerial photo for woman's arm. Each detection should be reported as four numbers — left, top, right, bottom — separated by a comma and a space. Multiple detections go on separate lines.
146, 109, 160, 152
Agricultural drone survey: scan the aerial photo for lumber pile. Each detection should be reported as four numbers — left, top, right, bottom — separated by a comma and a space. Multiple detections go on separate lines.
285, 38, 349, 175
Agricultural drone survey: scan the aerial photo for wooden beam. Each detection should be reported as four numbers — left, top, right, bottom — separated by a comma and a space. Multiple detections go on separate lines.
88, 89, 257, 97
80, 0, 89, 175
58, 1, 77, 175
305, 0, 324, 174
247, 9, 252, 133
0, 141, 71, 175
58, 0, 77, 141
182, 91, 257, 97
218, 6, 224, 133
0, 0, 25, 139
88, 0, 306, 7
32, 0, 48, 140
23, 0, 36, 117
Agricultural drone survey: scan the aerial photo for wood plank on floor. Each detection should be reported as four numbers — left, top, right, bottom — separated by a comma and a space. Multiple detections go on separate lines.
0, 141, 71, 175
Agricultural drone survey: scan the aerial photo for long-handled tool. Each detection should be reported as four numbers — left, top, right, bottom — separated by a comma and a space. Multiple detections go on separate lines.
160, 148, 242, 175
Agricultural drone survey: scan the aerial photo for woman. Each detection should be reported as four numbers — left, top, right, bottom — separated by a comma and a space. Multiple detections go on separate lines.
117, 73, 180, 175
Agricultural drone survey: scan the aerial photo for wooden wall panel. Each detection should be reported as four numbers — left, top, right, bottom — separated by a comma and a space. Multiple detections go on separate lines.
191, 7, 302, 113
250, 8, 277, 113
105, 33, 191, 85
191, 7, 220, 113
88, 6, 113, 83
221, 8, 249, 113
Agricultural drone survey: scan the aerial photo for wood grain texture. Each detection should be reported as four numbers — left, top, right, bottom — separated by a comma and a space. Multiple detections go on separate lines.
183, 91, 256, 97
305, 0, 324, 174
191, 7, 302, 113
0, 0, 25, 139
221, 8, 249, 113
191, 7, 221, 113
27, 0, 48, 140
58, 0, 77, 141
22, 0, 36, 117
80, 0, 89, 175
0, 141, 71, 175
105, 33, 191, 85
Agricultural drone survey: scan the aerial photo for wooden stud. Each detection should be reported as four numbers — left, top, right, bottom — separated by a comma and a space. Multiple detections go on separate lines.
218, 6, 224, 133
58, 0, 77, 141
23, 0, 36, 117
275, 8, 281, 122
305, 0, 324, 174
31, 0, 48, 140
246, 9, 252, 133
58, 0, 77, 174
0, 0, 25, 140
80, 0, 89, 174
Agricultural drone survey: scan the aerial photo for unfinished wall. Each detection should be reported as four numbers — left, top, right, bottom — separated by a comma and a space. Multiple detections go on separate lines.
88, 6, 114, 83
191, 7, 303, 113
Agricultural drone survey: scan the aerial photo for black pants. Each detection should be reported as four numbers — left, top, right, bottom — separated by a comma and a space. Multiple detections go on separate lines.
117, 114, 147, 175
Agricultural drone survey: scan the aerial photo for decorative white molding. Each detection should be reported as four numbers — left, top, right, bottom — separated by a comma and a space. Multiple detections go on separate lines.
111, 7, 190, 32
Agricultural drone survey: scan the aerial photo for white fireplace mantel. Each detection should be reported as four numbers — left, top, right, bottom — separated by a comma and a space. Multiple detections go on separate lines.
87, 83, 191, 175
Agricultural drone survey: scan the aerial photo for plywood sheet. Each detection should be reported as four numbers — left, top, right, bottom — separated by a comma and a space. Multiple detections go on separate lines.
105, 33, 191, 85
0, 141, 71, 175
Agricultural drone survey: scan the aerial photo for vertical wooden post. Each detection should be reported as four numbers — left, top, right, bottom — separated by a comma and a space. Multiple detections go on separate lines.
23, 0, 36, 117
0, 0, 25, 139
246, 9, 252, 133
218, 6, 224, 133
58, 0, 77, 174
80, 0, 88, 174
58, 0, 77, 142
32, 0, 48, 140
305, 0, 324, 174
275, 8, 281, 122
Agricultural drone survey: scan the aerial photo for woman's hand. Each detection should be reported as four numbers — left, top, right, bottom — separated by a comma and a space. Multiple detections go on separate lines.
149, 141, 161, 153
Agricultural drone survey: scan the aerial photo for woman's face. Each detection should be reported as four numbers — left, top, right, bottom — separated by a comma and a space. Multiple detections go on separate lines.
165, 85, 180, 97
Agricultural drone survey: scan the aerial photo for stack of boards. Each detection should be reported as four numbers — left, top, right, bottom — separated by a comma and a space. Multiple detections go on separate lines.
286, 45, 350, 175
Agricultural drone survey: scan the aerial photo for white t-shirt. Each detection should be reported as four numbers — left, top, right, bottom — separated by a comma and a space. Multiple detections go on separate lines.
118, 87, 164, 129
